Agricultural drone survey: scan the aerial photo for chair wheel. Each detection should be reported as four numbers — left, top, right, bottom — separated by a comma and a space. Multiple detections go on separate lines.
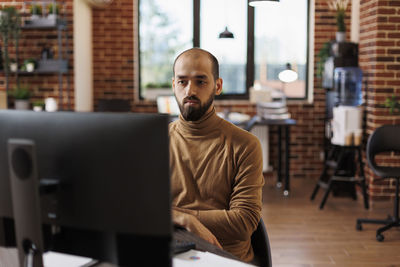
376, 234, 384, 242
356, 223, 362, 231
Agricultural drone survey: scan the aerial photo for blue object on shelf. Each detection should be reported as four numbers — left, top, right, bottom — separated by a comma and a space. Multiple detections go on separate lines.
334, 67, 363, 106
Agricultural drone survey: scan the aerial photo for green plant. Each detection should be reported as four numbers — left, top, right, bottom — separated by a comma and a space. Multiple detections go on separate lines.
0, 6, 21, 97
316, 41, 331, 79
32, 100, 45, 108
328, 0, 348, 32
47, 3, 60, 15
10, 84, 31, 100
384, 95, 400, 114
24, 58, 36, 66
30, 4, 42, 15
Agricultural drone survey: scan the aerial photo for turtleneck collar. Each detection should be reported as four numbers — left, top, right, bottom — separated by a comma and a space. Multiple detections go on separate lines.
176, 107, 221, 136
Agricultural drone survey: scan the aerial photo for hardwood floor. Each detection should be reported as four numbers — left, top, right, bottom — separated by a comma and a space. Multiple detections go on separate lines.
261, 177, 400, 267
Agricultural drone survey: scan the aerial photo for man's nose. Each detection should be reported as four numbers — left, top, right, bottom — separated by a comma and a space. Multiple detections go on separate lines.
185, 81, 197, 96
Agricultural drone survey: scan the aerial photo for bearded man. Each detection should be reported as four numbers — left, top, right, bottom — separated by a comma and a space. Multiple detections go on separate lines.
169, 48, 264, 263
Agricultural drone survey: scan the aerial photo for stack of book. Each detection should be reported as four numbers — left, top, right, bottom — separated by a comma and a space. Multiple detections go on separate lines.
256, 101, 291, 120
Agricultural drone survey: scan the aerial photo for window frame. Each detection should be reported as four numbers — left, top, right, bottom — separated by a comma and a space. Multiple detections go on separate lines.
137, 0, 311, 102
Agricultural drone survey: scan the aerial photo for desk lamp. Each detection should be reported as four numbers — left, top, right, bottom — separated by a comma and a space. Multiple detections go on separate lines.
278, 63, 298, 83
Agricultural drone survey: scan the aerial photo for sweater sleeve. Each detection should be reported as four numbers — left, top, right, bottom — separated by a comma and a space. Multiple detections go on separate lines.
196, 136, 264, 242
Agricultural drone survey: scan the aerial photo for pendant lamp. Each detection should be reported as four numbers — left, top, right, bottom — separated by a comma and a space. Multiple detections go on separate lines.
249, 0, 279, 7
219, 27, 234, 39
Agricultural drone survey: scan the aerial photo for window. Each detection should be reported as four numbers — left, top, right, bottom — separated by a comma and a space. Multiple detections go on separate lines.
138, 0, 310, 101
254, 0, 309, 99
139, 0, 192, 100
200, 0, 247, 95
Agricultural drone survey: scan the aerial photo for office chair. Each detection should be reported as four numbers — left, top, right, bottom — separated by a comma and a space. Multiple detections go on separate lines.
356, 125, 400, 241
251, 218, 272, 267
97, 99, 131, 112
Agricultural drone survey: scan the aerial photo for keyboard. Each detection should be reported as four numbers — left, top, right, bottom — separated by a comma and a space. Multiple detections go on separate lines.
173, 239, 196, 254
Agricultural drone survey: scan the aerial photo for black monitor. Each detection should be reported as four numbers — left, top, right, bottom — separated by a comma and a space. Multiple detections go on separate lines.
0, 110, 172, 266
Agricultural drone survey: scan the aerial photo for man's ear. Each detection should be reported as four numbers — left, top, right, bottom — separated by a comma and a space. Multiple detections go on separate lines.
215, 78, 223, 96
171, 78, 175, 92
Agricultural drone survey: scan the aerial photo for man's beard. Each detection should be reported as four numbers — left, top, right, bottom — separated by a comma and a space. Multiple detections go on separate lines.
177, 93, 214, 121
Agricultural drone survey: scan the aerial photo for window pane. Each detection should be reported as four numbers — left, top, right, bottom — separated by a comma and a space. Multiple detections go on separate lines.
200, 0, 247, 95
139, 0, 193, 100
254, 0, 308, 98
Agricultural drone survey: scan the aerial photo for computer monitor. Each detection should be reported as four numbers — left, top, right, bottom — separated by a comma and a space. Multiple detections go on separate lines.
0, 110, 172, 266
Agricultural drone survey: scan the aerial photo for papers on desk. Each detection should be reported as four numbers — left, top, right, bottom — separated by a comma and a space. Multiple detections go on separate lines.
43, 251, 97, 267
173, 249, 256, 267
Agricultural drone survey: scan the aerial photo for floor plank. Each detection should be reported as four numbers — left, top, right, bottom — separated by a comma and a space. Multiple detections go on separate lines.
262, 177, 400, 267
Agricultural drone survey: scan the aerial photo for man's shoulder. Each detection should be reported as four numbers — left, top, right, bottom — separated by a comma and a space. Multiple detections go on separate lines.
219, 118, 260, 145
168, 120, 179, 133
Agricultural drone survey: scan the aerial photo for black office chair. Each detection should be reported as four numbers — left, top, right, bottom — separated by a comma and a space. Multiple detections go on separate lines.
96, 99, 131, 112
356, 124, 400, 241
251, 218, 272, 267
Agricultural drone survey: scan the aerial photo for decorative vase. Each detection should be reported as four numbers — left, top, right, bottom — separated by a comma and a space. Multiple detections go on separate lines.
15, 100, 30, 110
336, 32, 346, 42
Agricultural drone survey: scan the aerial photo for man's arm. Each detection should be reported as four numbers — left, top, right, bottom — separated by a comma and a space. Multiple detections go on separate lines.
176, 138, 264, 241
172, 208, 222, 248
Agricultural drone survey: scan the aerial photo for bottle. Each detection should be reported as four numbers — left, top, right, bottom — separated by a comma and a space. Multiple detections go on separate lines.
334, 67, 363, 106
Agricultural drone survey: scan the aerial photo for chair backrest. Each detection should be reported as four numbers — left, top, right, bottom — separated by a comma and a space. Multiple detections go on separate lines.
251, 218, 272, 267
97, 99, 131, 112
367, 124, 400, 178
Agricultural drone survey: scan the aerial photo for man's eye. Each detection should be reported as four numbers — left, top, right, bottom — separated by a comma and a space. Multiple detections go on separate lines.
197, 80, 206, 85
177, 80, 186, 84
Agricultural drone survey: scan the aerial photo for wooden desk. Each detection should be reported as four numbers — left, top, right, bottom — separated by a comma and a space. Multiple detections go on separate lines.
245, 116, 297, 196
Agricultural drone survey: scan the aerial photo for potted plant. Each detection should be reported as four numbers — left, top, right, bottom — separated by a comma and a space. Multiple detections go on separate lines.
23, 58, 36, 72
47, 3, 60, 20
30, 4, 42, 20
328, 0, 348, 42
10, 84, 31, 110
32, 100, 45, 111
9, 58, 18, 72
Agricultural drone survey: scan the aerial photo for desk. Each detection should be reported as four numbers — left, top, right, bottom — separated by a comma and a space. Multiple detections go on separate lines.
174, 227, 239, 261
0, 229, 243, 267
244, 116, 297, 196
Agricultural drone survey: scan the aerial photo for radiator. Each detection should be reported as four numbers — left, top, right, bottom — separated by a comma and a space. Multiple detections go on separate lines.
250, 125, 270, 172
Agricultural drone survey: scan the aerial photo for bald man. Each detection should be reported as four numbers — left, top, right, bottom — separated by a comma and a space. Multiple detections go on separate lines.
169, 48, 264, 262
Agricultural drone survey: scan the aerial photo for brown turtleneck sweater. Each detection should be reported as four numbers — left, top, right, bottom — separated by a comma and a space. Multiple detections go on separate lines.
169, 108, 264, 262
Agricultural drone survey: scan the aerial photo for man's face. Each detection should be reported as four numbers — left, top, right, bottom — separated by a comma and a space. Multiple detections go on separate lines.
172, 53, 222, 121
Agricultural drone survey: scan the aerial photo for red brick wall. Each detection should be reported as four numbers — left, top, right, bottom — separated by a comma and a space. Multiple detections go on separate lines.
359, 0, 400, 201
4, 1, 398, 201
92, 0, 135, 110
0, 0, 74, 110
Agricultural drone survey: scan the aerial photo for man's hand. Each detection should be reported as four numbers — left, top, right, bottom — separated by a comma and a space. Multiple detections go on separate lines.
172, 208, 222, 249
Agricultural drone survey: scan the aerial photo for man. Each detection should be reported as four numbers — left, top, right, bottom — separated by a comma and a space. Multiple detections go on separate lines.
169, 48, 264, 262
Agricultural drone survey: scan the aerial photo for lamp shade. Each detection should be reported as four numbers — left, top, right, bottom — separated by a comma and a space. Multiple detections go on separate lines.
219, 27, 234, 38
249, 0, 279, 7
278, 63, 298, 83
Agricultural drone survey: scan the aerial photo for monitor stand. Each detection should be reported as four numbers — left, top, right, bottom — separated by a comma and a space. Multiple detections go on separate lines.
8, 139, 44, 267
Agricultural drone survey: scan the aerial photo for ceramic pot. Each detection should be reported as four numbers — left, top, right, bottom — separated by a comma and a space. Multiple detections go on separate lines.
336, 32, 346, 42
15, 100, 30, 110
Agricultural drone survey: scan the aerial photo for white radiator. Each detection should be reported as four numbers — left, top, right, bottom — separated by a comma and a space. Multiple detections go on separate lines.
250, 125, 270, 172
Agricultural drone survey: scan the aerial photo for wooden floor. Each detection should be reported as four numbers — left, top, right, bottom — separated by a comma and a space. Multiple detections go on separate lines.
261, 177, 400, 267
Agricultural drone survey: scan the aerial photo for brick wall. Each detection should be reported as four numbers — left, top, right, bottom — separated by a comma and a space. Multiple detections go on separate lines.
359, 0, 400, 201
2, 1, 397, 201
0, 0, 74, 110
92, 0, 135, 110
